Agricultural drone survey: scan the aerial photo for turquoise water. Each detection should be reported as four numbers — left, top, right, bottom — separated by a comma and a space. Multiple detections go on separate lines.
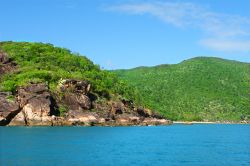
0, 125, 250, 166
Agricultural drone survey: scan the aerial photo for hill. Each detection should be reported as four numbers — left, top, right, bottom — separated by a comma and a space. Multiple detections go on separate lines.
114, 57, 250, 121
0, 42, 169, 126
0, 41, 135, 99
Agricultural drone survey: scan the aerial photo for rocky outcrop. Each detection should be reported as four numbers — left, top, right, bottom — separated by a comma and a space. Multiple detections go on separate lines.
0, 51, 20, 126
59, 79, 92, 111
0, 53, 172, 126
63, 93, 91, 111
9, 83, 59, 126
0, 80, 172, 126
66, 112, 104, 126
1, 82, 172, 126
0, 92, 20, 125
8, 111, 26, 126
57, 79, 171, 126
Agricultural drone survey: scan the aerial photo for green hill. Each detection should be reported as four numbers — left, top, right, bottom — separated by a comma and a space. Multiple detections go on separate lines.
114, 57, 250, 121
1, 42, 249, 122
0, 41, 137, 102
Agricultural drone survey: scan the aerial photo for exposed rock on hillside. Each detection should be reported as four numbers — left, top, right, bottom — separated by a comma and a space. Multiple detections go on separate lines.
0, 92, 20, 125
59, 79, 92, 111
0, 50, 172, 126
11, 83, 58, 126
1, 81, 172, 126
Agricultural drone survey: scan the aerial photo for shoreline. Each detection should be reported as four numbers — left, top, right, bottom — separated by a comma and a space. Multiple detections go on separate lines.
173, 121, 250, 124
2, 121, 249, 127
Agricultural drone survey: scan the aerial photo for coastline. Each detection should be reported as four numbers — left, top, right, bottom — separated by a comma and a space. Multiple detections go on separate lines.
2, 121, 249, 127
173, 121, 250, 124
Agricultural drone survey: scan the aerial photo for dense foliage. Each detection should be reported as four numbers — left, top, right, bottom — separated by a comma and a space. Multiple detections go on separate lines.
1, 42, 249, 121
0, 42, 137, 101
115, 57, 250, 121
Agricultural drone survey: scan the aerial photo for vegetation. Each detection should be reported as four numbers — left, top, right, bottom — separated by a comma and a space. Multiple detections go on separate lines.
0, 41, 138, 102
1, 41, 249, 121
58, 105, 67, 117
115, 57, 250, 121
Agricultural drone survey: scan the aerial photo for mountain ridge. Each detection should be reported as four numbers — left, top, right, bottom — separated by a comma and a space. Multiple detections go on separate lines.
115, 56, 249, 71
114, 56, 250, 121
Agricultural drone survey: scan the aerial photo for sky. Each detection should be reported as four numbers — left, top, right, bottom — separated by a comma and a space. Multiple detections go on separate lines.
1, 0, 250, 69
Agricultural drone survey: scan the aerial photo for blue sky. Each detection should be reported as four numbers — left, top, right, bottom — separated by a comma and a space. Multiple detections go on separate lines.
1, 0, 250, 69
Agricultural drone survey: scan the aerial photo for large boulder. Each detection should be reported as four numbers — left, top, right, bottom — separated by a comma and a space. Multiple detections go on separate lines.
8, 111, 26, 126
13, 83, 58, 126
0, 92, 20, 126
66, 111, 102, 126
63, 93, 91, 111
59, 79, 92, 111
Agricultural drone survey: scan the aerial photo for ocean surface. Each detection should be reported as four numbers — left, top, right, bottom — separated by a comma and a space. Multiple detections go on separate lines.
0, 124, 250, 166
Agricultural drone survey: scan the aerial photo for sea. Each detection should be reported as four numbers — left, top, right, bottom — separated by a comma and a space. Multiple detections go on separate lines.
0, 124, 250, 166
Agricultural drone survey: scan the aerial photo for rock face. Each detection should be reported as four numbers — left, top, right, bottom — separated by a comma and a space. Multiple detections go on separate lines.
60, 79, 92, 111
8, 111, 26, 126
12, 83, 58, 126
1, 81, 172, 126
0, 92, 20, 126
0, 52, 172, 126
7, 83, 58, 126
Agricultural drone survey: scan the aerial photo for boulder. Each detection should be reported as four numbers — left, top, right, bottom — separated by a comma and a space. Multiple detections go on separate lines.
115, 115, 140, 126
66, 111, 99, 126
137, 108, 152, 117
63, 93, 91, 111
0, 92, 20, 126
15, 83, 58, 126
142, 118, 172, 126
8, 111, 26, 126
59, 79, 92, 111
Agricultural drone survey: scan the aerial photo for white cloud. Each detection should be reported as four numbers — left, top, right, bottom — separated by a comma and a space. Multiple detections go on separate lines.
107, 1, 250, 52
200, 39, 250, 52
108, 2, 203, 27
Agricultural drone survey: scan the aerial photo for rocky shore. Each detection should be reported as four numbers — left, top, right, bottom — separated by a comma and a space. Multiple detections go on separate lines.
0, 81, 171, 126
0, 50, 171, 126
0, 50, 172, 126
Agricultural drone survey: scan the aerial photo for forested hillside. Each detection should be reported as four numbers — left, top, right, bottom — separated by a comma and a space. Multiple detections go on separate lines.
115, 57, 250, 121
0, 42, 169, 126
1, 41, 249, 122
0, 42, 137, 101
